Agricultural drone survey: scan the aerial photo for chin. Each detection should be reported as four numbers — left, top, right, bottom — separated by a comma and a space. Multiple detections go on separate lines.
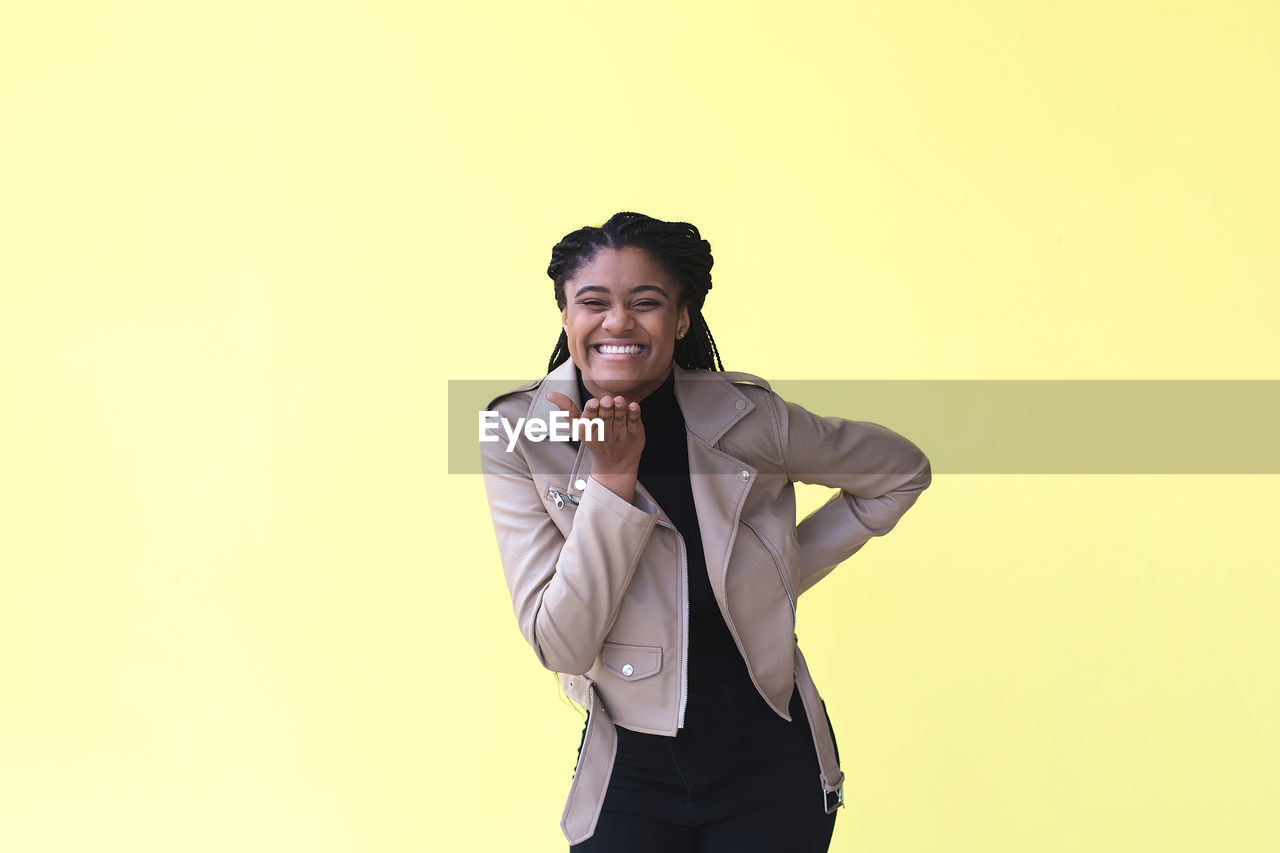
582, 365, 655, 396
589, 372, 643, 394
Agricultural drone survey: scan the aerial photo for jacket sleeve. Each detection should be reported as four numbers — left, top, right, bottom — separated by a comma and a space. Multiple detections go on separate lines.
770, 394, 932, 595
480, 416, 659, 675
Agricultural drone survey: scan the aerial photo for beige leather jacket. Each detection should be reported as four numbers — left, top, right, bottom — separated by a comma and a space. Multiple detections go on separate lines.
480, 356, 932, 843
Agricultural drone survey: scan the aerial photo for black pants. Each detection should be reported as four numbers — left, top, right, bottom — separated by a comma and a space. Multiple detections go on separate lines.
569, 678, 840, 852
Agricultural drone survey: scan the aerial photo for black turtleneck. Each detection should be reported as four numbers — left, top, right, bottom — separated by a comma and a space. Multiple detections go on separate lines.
574, 365, 751, 696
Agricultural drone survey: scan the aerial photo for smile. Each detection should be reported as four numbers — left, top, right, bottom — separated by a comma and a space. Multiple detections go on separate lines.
592, 344, 646, 356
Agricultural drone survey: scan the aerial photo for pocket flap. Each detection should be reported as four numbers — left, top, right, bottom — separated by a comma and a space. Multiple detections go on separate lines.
601, 642, 662, 681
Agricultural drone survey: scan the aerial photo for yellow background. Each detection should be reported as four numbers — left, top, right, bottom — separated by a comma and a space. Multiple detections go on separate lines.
2, 2, 1276, 851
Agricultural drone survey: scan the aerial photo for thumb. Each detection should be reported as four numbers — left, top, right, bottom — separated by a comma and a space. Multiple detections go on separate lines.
544, 391, 582, 422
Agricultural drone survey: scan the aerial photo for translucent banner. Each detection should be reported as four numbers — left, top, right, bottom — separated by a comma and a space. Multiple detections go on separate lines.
449, 379, 1280, 474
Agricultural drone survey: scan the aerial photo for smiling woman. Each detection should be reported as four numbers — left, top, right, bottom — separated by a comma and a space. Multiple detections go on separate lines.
479, 212, 933, 852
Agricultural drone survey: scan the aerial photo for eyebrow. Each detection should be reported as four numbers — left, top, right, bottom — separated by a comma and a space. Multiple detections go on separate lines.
573, 284, 669, 297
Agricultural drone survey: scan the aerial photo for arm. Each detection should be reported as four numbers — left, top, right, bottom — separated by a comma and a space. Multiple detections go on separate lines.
771, 395, 932, 594
480, 408, 657, 676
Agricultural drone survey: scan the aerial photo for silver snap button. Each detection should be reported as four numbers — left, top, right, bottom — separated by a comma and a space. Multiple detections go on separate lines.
568, 680, 574, 687
574, 478, 587, 491
735, 400, 746, 410
740, 470, 751, 481
621, 664, 634, 676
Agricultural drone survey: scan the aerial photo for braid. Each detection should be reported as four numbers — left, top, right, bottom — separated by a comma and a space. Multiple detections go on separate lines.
546, 330, 570, 375
544, 211, 724, 372
672, 310, 724, 372
702, 317, 725, 372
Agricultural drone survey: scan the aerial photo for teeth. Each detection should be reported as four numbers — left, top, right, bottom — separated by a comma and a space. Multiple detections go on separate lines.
597, 344, 644, 354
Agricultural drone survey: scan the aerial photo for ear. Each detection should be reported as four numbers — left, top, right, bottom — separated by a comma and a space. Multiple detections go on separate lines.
677, 305, 690, 338
561, 306, 568, 330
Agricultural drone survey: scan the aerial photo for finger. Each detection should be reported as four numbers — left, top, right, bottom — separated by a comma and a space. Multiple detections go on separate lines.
581, 398, 602, 439
595, 396, 612, 437
610, 396, 628, 432
544, 392, 581, 422
627, 401, 642, 439
601, 394, 622, 435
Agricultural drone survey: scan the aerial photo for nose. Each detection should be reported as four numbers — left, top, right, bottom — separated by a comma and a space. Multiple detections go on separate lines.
602, 304, 635, 334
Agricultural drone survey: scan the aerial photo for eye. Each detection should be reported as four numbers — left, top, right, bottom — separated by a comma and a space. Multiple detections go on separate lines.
634, 300, 660, 309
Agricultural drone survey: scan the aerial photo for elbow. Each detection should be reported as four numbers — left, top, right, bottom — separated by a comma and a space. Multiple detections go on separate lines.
533, 642, 596, 677
528, 614, 598, 676
911, 455, 932, 492
516, 591, 603, 676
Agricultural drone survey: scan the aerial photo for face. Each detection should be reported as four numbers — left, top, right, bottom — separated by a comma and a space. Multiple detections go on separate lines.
561, 246, 690, 402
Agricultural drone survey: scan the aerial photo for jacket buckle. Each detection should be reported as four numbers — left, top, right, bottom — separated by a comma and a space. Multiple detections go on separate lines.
823, 783, 844, 814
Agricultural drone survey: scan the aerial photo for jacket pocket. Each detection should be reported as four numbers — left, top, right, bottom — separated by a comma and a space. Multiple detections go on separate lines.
600, 642, 662, 681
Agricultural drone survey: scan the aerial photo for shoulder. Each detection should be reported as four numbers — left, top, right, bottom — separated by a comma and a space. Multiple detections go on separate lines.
478, 378, 544, 470
679, 367, 782, 415
718, 370, 772, 394
718, 370, 780, 415
679, 367, 773, 395
676, 367, 779, 415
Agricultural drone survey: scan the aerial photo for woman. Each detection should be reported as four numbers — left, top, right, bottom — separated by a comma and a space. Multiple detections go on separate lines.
480, 212, 931, 851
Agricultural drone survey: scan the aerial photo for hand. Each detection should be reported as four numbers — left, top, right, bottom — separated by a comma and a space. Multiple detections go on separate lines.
545, 391, 645, 500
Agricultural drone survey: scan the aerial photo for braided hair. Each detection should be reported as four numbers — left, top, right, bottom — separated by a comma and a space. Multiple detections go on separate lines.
546, 211, 725, 373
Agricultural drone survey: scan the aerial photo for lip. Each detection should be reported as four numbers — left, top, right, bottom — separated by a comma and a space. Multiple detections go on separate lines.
590, 342, 648, 360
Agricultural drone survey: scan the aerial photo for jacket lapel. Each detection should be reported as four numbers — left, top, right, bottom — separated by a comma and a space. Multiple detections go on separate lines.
672, 365, 758, 604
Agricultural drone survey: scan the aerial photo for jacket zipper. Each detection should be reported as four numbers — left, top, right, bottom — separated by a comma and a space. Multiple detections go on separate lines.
655, 517, 689, 729
546, 486, 580, 509
549, 483, 689, 728
740, 518, 796, 628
